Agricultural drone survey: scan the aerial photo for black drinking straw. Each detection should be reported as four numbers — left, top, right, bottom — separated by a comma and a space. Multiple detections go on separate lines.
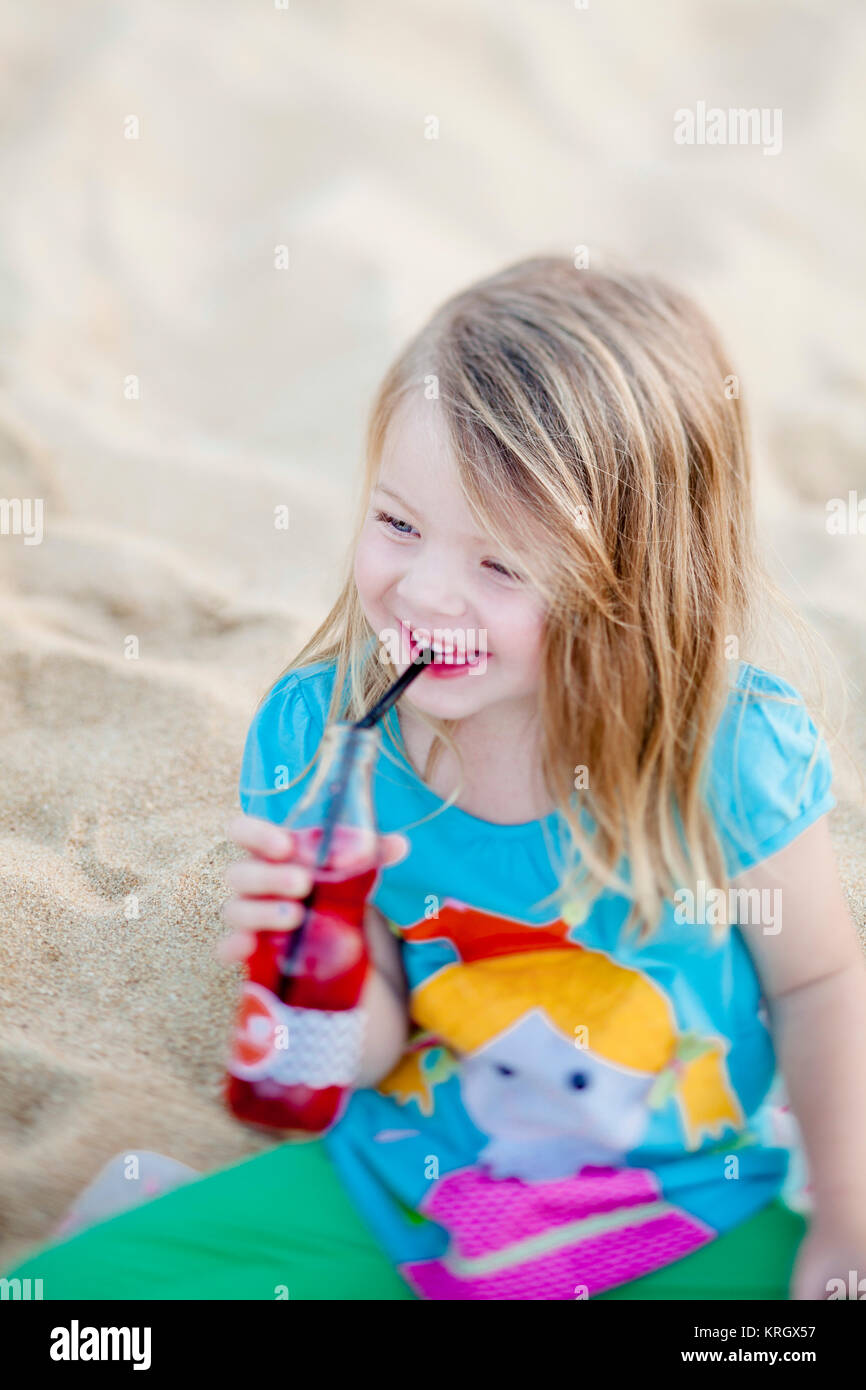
276, 646, 432, 991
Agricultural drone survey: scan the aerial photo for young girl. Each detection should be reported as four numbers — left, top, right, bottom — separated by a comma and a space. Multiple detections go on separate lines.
5, 257, 865, 1300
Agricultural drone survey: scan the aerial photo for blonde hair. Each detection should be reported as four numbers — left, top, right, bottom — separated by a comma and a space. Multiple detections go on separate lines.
260, 255, 850, 944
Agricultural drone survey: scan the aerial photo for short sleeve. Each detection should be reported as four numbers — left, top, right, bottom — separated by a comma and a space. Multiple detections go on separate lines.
706, 665, 836, 876
238, 671, 325, 827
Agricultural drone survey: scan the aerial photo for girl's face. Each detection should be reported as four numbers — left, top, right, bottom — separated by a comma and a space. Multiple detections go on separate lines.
354, 399, 547, 726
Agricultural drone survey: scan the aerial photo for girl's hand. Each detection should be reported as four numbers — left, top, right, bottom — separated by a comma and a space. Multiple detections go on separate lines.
216, 813, 409, 965
790, 1211, 866, 1300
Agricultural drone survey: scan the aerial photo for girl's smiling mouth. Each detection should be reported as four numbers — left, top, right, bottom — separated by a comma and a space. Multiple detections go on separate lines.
399, 619, 490, 669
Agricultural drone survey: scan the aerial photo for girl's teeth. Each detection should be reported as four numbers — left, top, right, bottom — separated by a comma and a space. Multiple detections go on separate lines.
405, 623, 480, 663
431, 649, 473, 664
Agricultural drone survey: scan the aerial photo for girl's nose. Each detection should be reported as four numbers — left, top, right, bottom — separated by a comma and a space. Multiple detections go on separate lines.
395, 559, 468, 622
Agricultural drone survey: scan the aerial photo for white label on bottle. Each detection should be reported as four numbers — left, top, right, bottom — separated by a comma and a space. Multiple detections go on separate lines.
229, 982, 367, 1088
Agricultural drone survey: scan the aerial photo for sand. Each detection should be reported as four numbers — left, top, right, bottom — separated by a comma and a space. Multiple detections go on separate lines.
0, 1, 864, 1264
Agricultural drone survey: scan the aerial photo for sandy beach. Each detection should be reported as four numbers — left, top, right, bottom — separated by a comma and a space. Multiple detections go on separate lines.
0, 0, 864, 1264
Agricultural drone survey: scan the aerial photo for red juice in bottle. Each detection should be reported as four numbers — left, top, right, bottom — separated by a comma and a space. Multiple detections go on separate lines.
225, 721, 382, 1135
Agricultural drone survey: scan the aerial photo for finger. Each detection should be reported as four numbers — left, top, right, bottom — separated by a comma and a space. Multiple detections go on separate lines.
224, 859, 313, 899
379, 832, 410, 867
221, 897, 307, 932
224, 814, 294, 862
215, 930, 256, 964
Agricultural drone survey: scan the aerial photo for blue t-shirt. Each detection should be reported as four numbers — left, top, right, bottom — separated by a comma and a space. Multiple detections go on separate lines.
238, 658, 834, 1299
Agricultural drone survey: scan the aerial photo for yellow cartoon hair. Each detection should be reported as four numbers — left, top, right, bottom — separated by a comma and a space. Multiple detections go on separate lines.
382, 947, 742, 1148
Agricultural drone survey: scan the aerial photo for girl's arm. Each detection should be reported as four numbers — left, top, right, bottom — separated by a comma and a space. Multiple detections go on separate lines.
355, 903, 411, 1088
731, 814, 866, 1223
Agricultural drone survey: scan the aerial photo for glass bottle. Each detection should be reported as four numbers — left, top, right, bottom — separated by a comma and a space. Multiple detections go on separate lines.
225, 721, 381, 1134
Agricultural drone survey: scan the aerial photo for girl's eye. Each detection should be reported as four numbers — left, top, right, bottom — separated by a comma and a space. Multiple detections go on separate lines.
375, 509, 417, 536
375, 509, 522, 581
483, 559, 522, 581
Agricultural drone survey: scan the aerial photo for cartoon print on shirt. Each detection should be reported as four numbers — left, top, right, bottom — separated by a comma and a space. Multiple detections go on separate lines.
378, 900, 745, 1182
377, 1027, 460, 1117
460, 1007, 655, 1180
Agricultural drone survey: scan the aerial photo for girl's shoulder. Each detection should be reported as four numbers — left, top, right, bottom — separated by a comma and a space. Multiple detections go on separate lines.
238, 659, 338, 822
706, 661, 836, 875
268, 658, 338, 718
255, 657, 343, 728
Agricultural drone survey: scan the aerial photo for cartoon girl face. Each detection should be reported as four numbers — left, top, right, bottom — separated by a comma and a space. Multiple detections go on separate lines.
459, 1008, 656, 1181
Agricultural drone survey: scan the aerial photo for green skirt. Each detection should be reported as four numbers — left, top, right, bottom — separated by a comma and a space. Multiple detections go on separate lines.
3, 1139, 806, 1300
